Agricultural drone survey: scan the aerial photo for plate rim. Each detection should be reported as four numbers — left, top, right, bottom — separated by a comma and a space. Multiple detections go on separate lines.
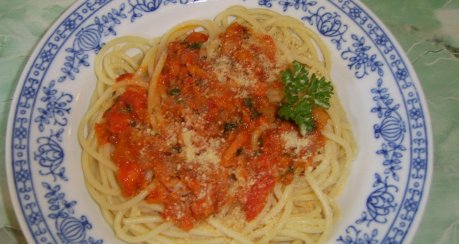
348, 1, 433, 242
5, 1, 90, 243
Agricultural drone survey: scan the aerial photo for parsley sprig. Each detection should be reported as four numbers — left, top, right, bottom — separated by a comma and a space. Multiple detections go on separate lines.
277, 61, 334, 135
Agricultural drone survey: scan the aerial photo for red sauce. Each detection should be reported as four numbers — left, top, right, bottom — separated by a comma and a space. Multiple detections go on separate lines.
95, 23, 327, 230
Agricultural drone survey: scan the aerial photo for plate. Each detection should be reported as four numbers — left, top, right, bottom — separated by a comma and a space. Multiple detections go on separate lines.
6, 0, 433, 243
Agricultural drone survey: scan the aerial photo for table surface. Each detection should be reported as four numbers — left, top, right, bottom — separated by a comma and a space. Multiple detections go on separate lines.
1, 0, 458, 243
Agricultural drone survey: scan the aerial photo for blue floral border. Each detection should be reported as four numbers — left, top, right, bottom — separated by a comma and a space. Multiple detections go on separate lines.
9, 0, 430, 243
328, 1, 428, 242
11, 1, 114, 242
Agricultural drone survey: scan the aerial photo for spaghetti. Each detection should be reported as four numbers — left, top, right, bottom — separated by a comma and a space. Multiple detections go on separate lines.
79, 6, 356, 243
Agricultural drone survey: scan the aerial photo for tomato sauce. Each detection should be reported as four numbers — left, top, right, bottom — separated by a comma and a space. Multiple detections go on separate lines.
95, 23, 327, 230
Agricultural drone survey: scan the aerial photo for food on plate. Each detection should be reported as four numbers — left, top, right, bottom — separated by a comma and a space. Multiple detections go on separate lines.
79, 6, 356, 243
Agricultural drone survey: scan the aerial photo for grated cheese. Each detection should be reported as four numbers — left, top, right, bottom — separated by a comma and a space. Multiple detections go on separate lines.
204, 31, 284, 88
281, 131, 311, 157
181, 128, 223, 167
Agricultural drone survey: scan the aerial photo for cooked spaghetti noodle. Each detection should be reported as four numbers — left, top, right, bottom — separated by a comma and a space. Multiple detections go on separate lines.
79, 6, 356, 243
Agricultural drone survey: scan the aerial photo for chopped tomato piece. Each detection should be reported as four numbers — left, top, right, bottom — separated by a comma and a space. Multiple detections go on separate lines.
185, 32, 209, 44
117, 163, 144, 197
116, 73, 134, 82
245, 173, 276, 221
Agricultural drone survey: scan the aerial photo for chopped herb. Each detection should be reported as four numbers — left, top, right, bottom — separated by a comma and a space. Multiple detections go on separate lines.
121, 103, 133, 113
171, 144, 182, 154
243, 98, 262, 119
277, 61, 333, 135
257, 138, 264, 147
168, 88, 182, 103
223, 122, 238, 133
281, 165, 295, 182
243, 98, 254, 109
169, 88, 181, 97
250, 111, 262, 119
230, 173, 237, 181
188, 42, 202, 49
236, 148, 243, 156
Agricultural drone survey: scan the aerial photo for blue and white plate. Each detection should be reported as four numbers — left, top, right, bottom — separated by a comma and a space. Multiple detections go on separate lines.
6, 0, 433, 243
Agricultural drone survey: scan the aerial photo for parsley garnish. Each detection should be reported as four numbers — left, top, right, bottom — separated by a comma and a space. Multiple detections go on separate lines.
277, 61, 334, 135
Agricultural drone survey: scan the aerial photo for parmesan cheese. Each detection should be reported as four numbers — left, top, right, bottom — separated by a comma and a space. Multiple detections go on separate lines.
181, 128, 223, 168
182, 128, 196, 163
281, 131, 311, 158
204, 30, 284, 88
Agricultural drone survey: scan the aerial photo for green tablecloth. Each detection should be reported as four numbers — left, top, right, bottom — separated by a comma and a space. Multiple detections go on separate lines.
1, 0, 457, 243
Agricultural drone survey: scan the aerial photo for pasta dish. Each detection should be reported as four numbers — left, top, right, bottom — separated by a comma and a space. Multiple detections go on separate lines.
79, 6, 356, 243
